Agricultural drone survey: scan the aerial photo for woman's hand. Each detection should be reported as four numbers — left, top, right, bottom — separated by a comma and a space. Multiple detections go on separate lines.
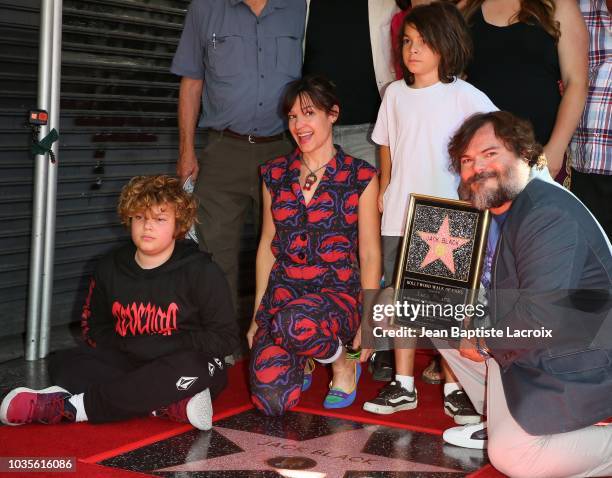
358, 176, 382, 363
542, 0, 588, 181
246, 320, 258, 349
360, 348, 375, 363
543, 143, 565, 180
351, 328, 374, 363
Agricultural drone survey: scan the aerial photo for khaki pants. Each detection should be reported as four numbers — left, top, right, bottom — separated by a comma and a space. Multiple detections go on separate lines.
194, 130, 294, 313
439, 347, 612, 478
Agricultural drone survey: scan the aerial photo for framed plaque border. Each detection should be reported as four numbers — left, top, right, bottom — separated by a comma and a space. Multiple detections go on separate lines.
392, 194, 490, 310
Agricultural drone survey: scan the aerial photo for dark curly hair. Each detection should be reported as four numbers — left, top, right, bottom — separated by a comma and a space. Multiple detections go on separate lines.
398, 1, 472, 86
281, 74, 340, 121
448, 111, 545, 174
117, 175, 197, 238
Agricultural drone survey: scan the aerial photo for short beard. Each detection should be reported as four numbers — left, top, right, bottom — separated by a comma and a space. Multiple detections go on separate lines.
459, 168, 524, 211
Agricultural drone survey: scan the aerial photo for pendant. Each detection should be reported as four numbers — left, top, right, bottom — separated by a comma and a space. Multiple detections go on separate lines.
303, 172, 318, 191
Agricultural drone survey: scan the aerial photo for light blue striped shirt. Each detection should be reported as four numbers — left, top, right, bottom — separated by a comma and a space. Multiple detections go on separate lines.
171, 0, 306, 136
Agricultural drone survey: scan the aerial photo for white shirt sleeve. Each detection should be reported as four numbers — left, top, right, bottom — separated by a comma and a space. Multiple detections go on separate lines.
466, 84, 499, 114
371, 86, 392, 147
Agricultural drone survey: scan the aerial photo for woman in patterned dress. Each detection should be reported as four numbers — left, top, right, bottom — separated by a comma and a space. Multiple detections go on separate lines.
247, 75, 382, 416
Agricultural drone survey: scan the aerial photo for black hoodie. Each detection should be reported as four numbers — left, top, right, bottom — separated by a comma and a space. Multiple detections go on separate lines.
81, 240, 238, 361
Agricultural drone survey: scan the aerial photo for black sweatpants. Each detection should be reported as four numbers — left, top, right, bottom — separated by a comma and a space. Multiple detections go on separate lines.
48, 346, 227, 423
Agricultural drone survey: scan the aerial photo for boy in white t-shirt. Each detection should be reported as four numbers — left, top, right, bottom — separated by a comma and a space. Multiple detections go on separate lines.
362, 2, 497, 423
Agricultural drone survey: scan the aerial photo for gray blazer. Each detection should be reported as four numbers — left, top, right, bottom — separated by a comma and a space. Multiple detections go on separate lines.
486, 179, 612, 435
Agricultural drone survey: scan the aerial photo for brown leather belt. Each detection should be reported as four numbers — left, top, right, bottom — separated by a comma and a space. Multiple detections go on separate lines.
223, 129, 286, 144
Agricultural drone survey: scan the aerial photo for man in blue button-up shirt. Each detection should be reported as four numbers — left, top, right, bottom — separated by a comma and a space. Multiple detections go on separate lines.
171, 0, 305, 319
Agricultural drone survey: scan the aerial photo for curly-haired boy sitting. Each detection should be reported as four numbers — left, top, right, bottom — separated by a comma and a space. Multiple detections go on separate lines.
1, 175, 238, 430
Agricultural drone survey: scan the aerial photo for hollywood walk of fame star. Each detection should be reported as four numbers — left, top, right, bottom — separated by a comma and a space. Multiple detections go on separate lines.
416, 216, 469, 274
157, 425, 458, 478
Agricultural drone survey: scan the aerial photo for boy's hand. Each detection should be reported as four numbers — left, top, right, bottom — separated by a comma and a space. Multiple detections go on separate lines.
377, 191, 385, 214
246, 320, 258, 349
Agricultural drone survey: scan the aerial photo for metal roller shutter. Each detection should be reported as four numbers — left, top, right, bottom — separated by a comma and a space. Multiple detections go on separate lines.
0, 0, 256, 340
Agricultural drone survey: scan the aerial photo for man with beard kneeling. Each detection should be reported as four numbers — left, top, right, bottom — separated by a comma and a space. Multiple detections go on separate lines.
437, 111, 612, 478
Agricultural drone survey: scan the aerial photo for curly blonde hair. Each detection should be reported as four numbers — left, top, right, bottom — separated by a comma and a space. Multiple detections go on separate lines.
117, 175, 197, 238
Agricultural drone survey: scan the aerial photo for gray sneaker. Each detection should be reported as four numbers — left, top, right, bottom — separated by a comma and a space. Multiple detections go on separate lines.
154, 388, 213, 431
186, 388, 213, 431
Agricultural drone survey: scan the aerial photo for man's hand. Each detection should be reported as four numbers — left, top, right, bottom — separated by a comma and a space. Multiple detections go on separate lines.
177, 76, 203, 183
177, 149, 199, 183
459, 336, 487, 362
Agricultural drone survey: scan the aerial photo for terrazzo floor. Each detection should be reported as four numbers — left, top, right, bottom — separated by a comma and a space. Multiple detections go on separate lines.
99, 409, 488, 477
0, 350, 489, 477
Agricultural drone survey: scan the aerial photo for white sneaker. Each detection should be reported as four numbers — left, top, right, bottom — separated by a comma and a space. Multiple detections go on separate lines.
443, 422, 487, 449
186, 388, 213, 431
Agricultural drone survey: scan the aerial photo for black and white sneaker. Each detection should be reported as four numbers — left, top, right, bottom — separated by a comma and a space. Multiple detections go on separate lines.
443, 422, 488, 449
444, 389, 481, 425
362, 381, 417, 415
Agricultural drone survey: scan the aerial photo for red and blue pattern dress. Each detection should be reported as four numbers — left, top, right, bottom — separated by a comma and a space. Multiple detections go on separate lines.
249, 146, 377, 416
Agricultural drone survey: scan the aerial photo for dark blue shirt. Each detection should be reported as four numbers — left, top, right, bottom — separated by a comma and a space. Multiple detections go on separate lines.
481, 211, 509, 291
171, 0, 306, 135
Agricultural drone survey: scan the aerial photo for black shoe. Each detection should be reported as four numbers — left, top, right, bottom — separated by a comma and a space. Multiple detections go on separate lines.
362, 381, 417, 415
369, 350, 394, 382
444, 389, 481, 425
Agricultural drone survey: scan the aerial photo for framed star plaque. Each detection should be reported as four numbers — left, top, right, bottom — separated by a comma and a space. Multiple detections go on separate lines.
392, 194, 490, 330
